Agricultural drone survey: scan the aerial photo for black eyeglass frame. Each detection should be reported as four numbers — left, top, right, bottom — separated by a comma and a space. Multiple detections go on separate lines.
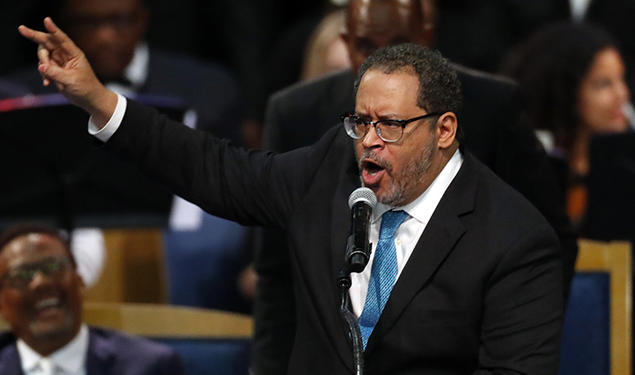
0, 256, 73, 290
341, 112, 442, 143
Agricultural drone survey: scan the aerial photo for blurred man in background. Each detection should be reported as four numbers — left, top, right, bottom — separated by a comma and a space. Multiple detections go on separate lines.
0, 224, 184, 374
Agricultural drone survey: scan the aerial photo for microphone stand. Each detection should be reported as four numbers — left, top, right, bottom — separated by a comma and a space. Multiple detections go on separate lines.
337, 234, 371, 375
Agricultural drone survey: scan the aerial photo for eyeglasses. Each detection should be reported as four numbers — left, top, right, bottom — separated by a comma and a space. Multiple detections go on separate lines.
1, 256, 72, 290
341, 112, 441, 143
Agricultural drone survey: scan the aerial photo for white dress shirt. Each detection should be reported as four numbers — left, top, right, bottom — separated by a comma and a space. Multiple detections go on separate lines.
569, 0, 592, 21
349, 150, 463, 316
17, 324, 89, 375
89, 97, 464, 318
104, 42, 149, 97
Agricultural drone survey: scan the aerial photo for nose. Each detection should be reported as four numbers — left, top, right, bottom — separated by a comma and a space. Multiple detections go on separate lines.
361, 125, 384, 149
28, 271, 54, 290
93, 23, 119, 44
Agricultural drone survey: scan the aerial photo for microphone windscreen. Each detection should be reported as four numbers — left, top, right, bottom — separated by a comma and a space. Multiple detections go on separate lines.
348, 187, 377, 209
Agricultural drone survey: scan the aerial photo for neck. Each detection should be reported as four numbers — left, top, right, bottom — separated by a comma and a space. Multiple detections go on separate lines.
25, 326, 80, 357
403, 142, 459, 206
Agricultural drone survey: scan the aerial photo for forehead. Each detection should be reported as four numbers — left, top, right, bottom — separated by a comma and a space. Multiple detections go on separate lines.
65, 0, 141, 15
356, 69, 420, 113
351, 0, 419, 38
0, 234, 68, 271
587, 48, 624, 78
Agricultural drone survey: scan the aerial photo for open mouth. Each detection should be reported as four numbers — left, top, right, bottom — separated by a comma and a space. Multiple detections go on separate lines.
361, 159, 387, 186
363, 160, 384, 174
32, 296, 64, 318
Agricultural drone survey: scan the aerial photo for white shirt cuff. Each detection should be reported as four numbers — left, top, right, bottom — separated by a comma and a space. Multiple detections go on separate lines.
88, 93, 127, 142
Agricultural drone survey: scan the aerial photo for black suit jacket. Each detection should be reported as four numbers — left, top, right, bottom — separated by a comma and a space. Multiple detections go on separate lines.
257, 67, 576, 374
0, 327, 184, 375
105, 100, 563, 374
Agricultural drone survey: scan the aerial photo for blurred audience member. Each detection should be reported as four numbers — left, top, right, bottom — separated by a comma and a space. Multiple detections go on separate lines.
1, 0, 243, 143
300, 9, 351, 81
0, 223, 184, 374
501, 22, 632, 224
561, 0, 635, 98
433, 0, 565, 73
0, 0, 253, 311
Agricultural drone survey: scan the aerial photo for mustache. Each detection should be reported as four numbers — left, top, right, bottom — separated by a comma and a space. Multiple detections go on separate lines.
358, 150, 393, 175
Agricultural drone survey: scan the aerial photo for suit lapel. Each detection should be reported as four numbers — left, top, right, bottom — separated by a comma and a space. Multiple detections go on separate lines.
85, 329, 115, 375
365, 153, 478, 353
0, 341, 22, 375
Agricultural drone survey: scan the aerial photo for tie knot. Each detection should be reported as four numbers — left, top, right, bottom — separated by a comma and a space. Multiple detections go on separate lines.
379, 210, 409, 239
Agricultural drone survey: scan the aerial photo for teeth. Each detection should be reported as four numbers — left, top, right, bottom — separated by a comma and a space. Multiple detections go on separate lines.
35, 297, 60, 310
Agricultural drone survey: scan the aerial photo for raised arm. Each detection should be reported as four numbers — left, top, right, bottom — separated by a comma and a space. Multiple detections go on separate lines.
18, 17, 117, 127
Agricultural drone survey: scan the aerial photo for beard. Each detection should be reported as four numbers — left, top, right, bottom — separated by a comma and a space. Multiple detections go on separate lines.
359, 135, 437, 206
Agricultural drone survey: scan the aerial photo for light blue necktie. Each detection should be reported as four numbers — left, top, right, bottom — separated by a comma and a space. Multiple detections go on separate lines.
358, 210, 409, 349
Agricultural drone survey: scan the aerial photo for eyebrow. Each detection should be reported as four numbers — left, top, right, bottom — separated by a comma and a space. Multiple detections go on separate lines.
355, 112, 404, 120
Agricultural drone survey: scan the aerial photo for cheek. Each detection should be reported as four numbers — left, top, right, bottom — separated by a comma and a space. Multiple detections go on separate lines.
579, 90, 610, 123
354, 141, 363, 162
0, 291, 24, 321
579, 90, 625, 132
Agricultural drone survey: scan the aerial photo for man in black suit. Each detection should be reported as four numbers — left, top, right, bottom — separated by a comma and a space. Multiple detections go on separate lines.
20, 19, 563, 374
0, 224, 184, 374
257, 0, 576, 372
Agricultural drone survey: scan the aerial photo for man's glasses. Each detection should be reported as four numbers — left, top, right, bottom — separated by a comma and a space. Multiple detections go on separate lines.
341, 112, 441, 143
1, 256, 72, 289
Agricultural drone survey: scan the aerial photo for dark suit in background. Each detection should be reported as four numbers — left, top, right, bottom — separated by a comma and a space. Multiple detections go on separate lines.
101, 99, 562, 374
433, 0, 565, 73
0, 48, 243, 145
256, 66, 576, 374
0, 327, 184, 375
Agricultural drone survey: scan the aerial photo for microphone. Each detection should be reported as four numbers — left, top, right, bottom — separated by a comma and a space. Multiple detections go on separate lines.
346, 187, 377, 273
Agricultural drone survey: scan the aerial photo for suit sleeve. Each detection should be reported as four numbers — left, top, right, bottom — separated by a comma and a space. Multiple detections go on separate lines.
253, 91, 299, 375
475, 226, 563, 375
104, 99, 320, 228
262, 91, 284, 151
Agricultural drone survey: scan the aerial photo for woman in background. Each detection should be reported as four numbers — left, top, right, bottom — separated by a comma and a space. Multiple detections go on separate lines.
501, 22, 632, 225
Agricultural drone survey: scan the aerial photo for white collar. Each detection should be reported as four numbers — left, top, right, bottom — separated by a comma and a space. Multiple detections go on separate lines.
106, 42, 149, 95
124, 42, 149, 88
373, 149, 463, 225
17, 324, 89, 374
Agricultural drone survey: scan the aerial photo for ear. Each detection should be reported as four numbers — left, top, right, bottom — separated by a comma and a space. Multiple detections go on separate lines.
436, 112, 457, 149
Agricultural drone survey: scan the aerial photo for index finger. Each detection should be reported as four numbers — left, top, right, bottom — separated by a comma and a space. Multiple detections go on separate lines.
18, 17, 81, 57
17, 24, 48, 45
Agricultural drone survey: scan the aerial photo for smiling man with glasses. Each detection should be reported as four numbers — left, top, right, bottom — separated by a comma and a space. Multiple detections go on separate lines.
0, 224, 185, 375
18, 16, 563, 371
